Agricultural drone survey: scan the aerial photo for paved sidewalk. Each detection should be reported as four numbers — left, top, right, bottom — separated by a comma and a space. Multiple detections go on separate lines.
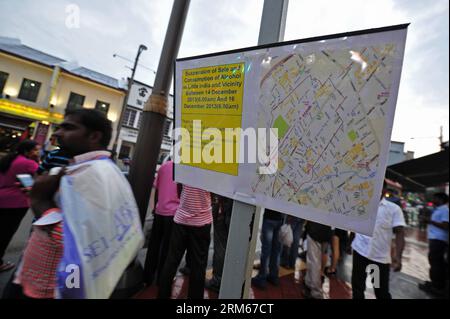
134, 226, 441, 299
1, 215, 444, 299
0, 210, 34, 297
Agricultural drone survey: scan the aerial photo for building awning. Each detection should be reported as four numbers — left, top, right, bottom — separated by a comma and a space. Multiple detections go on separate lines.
385, 178, 402, 190
0, 99, 63, 124
386, 148, 449, 192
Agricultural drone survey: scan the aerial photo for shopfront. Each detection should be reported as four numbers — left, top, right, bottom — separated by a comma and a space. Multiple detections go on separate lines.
0, 98, 63, 154
0, 113, 33, 153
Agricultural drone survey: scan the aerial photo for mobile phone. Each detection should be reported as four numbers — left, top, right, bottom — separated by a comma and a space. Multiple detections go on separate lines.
16, 174, 34, 188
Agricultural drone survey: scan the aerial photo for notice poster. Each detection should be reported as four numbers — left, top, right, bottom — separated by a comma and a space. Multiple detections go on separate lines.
181, 64, 245, 175
174, 25, 408, 235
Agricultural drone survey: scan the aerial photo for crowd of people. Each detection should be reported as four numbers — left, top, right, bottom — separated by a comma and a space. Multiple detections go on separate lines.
141, 178, 447, 299
0, 109, 448, 299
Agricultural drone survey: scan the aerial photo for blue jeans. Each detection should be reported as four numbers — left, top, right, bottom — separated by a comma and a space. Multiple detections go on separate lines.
281, 217, 305, 268
256, 218, 283, 281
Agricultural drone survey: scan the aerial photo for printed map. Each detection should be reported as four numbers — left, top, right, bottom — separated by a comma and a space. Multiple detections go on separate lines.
252, 44, 397, 217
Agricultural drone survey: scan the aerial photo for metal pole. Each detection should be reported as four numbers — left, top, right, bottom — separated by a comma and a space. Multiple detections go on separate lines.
129, 0, 191, 223
112, 44, 147, 155
219, 0, 289, 299
111, 1, 190, 298
257, 0, 289, 45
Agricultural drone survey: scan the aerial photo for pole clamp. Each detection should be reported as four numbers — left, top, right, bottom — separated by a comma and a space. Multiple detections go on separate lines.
144, 94, 167, 115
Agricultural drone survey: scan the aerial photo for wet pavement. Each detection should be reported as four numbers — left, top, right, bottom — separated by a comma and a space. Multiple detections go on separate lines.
0, 213, 445, 299
134, 226, 443, 299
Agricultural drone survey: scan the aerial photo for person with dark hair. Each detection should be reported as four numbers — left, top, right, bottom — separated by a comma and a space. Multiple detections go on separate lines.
0, 140, 40, 272
10, 109, 142, 299
62, 108, 113, 153
35, 108, 111, 175
419, 192, 449, 297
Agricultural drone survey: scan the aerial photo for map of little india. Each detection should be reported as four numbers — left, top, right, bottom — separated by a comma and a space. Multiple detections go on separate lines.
252, 44, 397, 217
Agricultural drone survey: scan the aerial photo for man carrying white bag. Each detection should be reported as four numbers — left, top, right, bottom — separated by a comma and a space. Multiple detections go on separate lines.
15, 109, 144, 299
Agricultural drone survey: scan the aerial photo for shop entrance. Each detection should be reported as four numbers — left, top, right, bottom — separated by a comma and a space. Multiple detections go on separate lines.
0, 113, 33, 155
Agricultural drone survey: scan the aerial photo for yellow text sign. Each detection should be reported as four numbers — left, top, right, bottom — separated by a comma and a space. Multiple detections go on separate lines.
181, 63, 245, 175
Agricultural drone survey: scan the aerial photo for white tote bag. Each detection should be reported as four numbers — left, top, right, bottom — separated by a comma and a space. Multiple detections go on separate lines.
56, 158, 144, 299
278, 223, 294, 247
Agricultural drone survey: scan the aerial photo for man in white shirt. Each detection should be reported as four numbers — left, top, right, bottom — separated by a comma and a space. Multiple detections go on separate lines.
351, 181, 406, 299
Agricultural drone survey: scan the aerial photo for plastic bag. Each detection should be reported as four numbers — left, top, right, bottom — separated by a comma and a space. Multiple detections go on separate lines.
56, 158, 144, 299
278, 223, 293, 247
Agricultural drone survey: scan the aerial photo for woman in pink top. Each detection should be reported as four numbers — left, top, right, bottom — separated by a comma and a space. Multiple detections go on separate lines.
0, 140, 40, 272
143, 159, 180, 286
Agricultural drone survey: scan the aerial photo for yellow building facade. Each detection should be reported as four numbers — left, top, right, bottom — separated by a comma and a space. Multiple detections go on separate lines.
0, 38, 125, 152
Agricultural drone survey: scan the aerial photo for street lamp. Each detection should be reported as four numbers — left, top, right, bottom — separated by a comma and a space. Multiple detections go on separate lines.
112, 44, 148, 156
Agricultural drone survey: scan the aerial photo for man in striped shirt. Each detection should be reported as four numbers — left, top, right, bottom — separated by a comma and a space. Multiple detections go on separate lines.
158, 184, 212, 299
